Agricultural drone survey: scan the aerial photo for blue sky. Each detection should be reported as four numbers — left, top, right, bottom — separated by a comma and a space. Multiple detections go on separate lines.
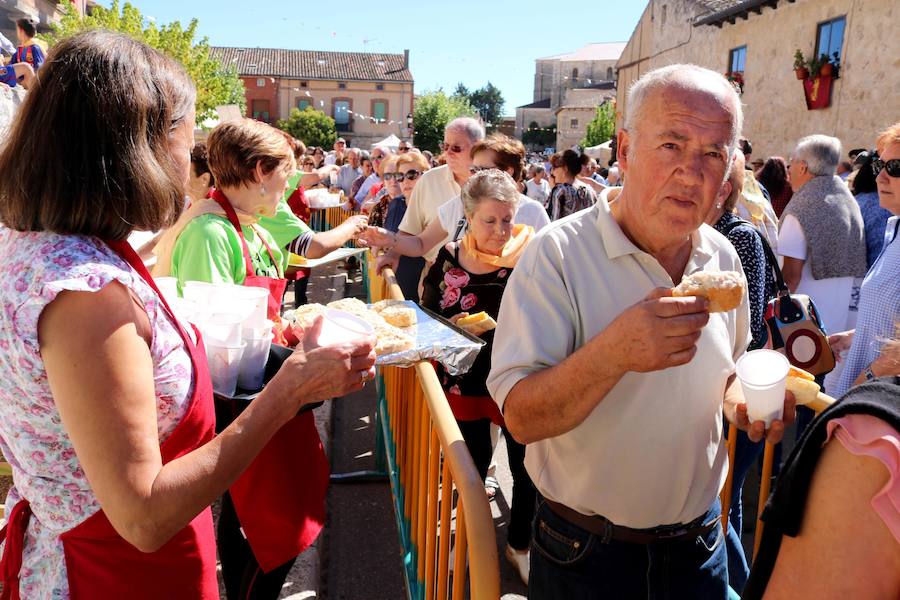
111, 1, 647, 113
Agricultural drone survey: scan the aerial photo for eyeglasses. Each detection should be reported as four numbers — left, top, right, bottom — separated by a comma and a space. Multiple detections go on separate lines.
385, 170, 422, 182
398, 146, 411, 152
440, 142, 466, 154
468, 165, 496, 174
872, 158, 900, 178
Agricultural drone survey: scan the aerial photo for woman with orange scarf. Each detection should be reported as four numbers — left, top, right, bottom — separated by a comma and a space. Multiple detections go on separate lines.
420, 170, 536, 584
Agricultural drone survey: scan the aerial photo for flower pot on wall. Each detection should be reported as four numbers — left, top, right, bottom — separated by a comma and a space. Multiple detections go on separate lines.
795, 67, 809, 80
819, 63, 834, 77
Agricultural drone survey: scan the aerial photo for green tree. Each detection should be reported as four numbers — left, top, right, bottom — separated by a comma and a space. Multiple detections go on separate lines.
452, 82, 470, 99
276, 107, 337, 148
41, 1, 245, 125
581, 101, 616, 148
468, 82, 505, 127
412, 89, 477, 153
522, 121, 556, 150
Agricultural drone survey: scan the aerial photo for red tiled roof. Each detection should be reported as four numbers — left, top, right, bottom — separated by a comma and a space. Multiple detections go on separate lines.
210, 47, 413, 83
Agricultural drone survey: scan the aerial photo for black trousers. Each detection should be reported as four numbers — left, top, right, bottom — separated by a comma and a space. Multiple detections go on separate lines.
218, 492, 298, 600
456, 418, 536, 551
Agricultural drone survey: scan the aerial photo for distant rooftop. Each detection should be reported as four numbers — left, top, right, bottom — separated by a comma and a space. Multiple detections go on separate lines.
210, 47, 413, 82
538, 42, 628, 63
517, 98, 552, 110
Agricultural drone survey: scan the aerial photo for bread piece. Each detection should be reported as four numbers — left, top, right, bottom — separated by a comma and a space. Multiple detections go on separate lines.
785, 367, 819, 404
379, 305, 416, 328
327, 297, 370, 316
788, 366, 815, 381
456, 311, 497, 333
374, 323, 415, 356
283, 303, 326, 330
672, 271, 745, 312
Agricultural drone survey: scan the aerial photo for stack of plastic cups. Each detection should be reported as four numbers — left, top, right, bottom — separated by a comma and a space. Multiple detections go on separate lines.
201, 313, 245, 397
238, 319, 275, 391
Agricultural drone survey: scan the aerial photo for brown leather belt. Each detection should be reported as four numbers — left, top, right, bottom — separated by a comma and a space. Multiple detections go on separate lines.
543, 499, 718, 544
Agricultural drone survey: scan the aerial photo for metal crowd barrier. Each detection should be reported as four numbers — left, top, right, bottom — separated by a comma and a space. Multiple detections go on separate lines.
720, 391, 836, 561
366, 254, 500, 600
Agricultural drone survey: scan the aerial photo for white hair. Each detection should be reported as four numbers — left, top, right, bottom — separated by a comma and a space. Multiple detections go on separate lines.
461, 170, 521, 215
793, 134, 841, 176
446, 117, 486, 144
625, 64, 743, 153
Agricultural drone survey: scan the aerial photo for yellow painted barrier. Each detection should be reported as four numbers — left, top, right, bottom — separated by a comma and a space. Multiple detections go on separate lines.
367, 253, 500, 600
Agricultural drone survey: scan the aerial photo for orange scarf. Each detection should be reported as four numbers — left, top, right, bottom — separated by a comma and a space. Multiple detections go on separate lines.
460, 224, 534, 269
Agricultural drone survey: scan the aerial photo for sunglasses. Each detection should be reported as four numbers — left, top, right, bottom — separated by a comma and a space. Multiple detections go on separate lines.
440, 142, 466, 154
398, 146, 410, 152
385, 170, 422, 182
872, 158, 900, 178
469, 165, 496, 174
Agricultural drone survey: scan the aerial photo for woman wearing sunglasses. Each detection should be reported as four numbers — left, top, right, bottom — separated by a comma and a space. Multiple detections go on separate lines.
368, 152, 431, 300
359, 134, 549, 262
825, 122, 900, 401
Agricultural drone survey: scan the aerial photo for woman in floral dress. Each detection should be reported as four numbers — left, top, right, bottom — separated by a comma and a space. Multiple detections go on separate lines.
420, 170, 536, 584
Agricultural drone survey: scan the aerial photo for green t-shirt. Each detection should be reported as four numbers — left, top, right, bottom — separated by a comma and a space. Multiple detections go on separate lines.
171, 213, 285, 290
256, 199, 311, 266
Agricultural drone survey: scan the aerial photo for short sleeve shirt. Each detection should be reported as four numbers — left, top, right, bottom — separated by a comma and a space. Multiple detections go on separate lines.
487, 188, 751, 527
398, 165, 461, 261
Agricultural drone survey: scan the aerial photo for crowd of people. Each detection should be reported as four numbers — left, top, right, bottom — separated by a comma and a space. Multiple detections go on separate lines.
0, 28, 896, 600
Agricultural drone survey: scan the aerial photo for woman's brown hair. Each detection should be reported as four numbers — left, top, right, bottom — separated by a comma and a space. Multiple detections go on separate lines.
470, 134, 526, 181
0, 30, 196, 240
207, 119, 295, 189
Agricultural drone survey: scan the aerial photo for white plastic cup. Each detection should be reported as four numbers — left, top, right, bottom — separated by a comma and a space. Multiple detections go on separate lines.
153, 276, 179, 302
231, 286, 269, 329
198, 313, 243, 347
735, 349, 791, 427
206, 341, 246, 397
237, 331, 274, 391
317, 309, 374, 347
169, 297, 198, 324
183, 280, 218, 305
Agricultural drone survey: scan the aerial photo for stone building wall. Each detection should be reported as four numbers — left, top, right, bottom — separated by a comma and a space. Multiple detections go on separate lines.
616, 0, 899, 160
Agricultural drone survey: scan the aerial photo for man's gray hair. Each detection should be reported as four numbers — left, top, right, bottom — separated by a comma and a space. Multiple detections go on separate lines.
624, 64, 743, 153
793, 134, 841, 176
461, 170, 521, 216
445, 117, 486, 143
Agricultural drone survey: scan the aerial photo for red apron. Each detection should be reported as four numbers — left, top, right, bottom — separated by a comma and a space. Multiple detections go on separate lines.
0, 239, 219, 600
210, 190, 331, 572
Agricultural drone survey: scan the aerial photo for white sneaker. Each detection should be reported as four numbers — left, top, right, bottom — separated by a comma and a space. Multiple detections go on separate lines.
504, 544, 529, 586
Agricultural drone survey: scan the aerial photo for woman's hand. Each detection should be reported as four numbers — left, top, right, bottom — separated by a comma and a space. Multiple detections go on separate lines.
828, 329, 855, 361
338, 214, 369, 237
269, 315, 376, 408
357, 226, 396, 249
360, 197, 379, 215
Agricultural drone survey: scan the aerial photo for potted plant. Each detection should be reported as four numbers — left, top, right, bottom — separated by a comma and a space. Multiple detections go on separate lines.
805, 54, 823, 79
819, 54, 834, 77
726, 71, 744, 93
793, 49, 809, 80
830, 51, 841, 77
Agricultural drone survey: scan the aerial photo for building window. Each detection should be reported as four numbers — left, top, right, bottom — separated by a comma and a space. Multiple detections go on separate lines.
816, 16, 846, 65
256, 78, 265, 88
570, 119, 578, 128
372, 100, 387, 122
728, 46, 747, 76
297, 99, 311, 111
376, 83, 385, 91
300, 81, 308, 88
338, 82, 347, 90
333, 100, 352, 132
606, 67, 613, 80
571, 68, 578, 81
252, 99, 270, 123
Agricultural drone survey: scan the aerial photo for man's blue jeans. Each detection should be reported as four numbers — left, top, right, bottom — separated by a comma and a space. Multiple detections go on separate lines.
529, 497, 730, 600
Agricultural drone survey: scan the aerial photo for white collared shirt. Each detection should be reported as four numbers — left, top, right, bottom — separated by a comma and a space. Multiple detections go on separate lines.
487, 188, 751, 528
398, 164, 461, 262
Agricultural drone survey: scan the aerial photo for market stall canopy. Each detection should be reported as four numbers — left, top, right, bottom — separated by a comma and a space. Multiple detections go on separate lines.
371, 133, 402, 151
584, 140, 613, 165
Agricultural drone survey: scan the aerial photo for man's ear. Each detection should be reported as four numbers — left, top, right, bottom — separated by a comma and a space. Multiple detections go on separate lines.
617, 129, 631, 172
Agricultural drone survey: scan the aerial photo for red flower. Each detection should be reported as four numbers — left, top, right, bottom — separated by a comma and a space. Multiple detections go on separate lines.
444, 267, 470, 288
440, 286, 461, 309
460, 293, 477, 311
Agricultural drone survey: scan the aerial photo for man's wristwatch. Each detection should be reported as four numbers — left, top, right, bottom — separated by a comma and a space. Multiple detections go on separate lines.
863, 365, 878, 381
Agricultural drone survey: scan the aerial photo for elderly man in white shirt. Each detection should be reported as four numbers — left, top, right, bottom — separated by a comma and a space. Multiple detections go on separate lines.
487, 64, 795, 598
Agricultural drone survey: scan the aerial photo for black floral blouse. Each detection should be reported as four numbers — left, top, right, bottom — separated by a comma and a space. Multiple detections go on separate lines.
714, 212, 776, 349
421, 244, 512, 397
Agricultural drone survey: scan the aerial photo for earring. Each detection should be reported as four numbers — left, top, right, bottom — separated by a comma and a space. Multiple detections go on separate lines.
260, 184, 267, 196
716, 202, 723, 209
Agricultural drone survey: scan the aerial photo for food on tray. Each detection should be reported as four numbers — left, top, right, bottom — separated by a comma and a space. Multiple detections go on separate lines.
371, 300, 417, 328
327, 297, 370, 316
282, 303, 326, 330
672, 271, 745, 312
456, 311, 497, 333
288, 253, 308, 267
786, 365, 820, 406
373, 323, 416, 355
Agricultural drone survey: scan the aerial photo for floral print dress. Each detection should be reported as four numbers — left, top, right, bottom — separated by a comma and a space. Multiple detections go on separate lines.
421, 244, 512, 407
0, 229, 195, 599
